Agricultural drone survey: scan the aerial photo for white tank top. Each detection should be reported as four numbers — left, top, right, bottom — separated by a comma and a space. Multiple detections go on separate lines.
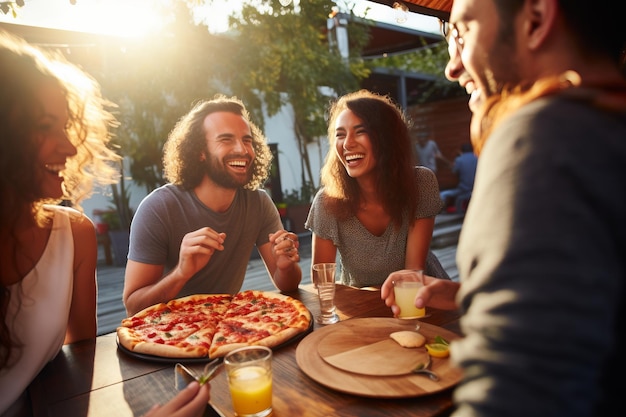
0, 206, 74, 415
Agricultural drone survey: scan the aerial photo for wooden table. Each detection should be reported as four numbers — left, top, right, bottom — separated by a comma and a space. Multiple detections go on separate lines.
29, 284, 462, 417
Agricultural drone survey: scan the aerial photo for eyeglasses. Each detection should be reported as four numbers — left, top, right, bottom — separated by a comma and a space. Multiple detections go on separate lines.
439, 19, 465, 54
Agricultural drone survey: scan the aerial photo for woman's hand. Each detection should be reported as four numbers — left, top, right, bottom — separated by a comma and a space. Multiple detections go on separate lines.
142, 381, 211, 417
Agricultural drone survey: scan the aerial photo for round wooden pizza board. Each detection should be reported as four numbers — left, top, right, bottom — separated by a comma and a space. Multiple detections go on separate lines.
296, 317, 462, 398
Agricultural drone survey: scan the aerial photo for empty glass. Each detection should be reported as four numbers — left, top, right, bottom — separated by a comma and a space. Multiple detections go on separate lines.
312, 263, 339, 324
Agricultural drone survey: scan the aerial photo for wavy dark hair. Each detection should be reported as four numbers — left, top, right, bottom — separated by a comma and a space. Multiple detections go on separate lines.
0, 31, 120, 369
320, 89, 419, 229
162, 95, 273, 191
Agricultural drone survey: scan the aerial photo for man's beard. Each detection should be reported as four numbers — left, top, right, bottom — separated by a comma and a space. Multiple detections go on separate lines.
203, 153, 253, 189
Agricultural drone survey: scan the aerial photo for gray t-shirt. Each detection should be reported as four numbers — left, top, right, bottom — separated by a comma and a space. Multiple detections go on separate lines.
128, 184, 282, 296
305, 167, 442, 287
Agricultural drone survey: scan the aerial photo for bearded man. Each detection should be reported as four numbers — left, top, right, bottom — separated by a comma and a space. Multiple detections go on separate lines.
124, 95, 301, 316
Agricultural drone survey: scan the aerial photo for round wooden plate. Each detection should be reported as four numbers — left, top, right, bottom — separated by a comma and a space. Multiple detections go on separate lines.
296, 317, 462, 398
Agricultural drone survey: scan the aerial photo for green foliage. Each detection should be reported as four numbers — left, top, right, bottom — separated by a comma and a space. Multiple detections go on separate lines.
99, 1, 224, 193
371, 40, 448, 75
0, 1, 22, 17
283, 180, 318, 205
93, 0, 375, 210
99, 210, 120, 230
96, 0, 372, 200
93, 2, 227, 225
106, 168, 133, 231
369, 41, 465, 103
206, 0, 372, 188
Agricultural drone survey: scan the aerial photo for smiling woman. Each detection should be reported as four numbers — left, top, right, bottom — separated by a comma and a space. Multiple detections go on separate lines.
0, 0, 169, 37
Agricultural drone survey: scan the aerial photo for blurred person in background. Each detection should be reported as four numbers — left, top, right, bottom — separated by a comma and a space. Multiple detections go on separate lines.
439, 142, 477, 213
414, 128, 449, 173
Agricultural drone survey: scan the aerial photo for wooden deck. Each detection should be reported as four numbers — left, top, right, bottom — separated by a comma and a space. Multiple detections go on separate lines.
96, 214, 463, 335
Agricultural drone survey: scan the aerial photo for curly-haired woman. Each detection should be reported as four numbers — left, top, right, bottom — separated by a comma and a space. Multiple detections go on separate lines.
305, 89, 447, 288
0, 31, 210, 417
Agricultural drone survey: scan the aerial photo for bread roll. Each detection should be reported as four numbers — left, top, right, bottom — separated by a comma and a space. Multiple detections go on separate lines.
389, 331, 426, 348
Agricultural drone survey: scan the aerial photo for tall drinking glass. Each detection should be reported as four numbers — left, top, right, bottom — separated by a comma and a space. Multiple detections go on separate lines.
312, 263, 339, 325
224, 346, 273, 417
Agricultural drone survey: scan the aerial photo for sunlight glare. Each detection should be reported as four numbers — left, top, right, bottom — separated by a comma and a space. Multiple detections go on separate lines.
192, 0, 242, 34
0, 0, 168, 38
61, 0, 167, 37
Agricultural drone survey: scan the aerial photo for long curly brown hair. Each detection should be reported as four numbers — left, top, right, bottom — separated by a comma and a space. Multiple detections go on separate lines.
320, 89, 419, 229
163, 95, 273, 191
0, 31, 121, 369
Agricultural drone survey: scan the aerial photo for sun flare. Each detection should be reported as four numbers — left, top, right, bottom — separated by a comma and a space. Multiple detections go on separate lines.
0, 0, 169, 38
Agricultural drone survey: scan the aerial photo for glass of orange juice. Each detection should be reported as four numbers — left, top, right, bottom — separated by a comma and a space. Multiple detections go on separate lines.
392, 270, 426, 319
224, 346, 273, 417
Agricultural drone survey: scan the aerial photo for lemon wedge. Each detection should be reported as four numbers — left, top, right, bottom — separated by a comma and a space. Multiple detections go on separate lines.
425, 343, 450, 358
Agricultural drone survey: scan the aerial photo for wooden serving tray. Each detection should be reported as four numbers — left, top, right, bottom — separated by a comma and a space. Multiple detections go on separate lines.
317, 334, 429, 376
296, 317, 462, 398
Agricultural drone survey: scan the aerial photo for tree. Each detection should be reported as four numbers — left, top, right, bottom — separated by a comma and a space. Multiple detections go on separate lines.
97, 1, 225, 229
0, 0, 24, 16
95, 0, 371, 221
206, 0, 372, 198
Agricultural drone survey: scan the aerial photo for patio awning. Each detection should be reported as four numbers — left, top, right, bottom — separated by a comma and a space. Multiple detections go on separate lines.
367, 0, 453, 21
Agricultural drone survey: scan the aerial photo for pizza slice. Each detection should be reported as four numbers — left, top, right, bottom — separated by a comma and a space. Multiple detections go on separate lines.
167, 293, 232, 316
117, 302, 217, 358
119, 302, 177, 329
117, 317, 214, 358
208, 291, 312, 358
208, 317, 275, 358
225, 290, 310, 329
166, 316, 222, 357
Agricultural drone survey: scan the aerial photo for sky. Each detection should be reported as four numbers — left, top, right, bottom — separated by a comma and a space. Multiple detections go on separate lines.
0, 0, 440, 37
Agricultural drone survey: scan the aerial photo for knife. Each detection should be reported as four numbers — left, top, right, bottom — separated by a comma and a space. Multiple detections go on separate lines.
174, 360, 226, 417
174, 359, 223, 390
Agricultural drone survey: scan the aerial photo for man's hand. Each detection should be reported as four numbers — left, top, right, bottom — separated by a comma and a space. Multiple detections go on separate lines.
269, 230, 300, 269
381, 271, 460, 315
142, 381, 210, 417
174, 227, 226, 280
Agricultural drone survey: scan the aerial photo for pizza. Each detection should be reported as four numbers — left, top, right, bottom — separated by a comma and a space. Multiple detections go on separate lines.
116, 290, 312, 359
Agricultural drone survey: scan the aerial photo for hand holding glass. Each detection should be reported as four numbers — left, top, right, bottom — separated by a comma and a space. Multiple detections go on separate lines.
392, 270, 426, 319
224, 346, 273, 417
312, 263, 340, 324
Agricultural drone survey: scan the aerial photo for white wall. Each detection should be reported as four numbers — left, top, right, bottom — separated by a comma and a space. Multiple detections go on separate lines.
263, 103, 328, 198
81, 157, 150, 222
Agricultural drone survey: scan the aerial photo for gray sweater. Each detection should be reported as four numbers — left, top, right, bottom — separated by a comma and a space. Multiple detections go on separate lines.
453, 94, 626, 416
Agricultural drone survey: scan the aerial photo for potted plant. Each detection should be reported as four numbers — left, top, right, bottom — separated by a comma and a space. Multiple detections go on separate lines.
102, 177, 133, 267
283, 181, 317, 234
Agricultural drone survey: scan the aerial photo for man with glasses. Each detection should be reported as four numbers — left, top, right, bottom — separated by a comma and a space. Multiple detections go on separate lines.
382, 1, 626, 415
